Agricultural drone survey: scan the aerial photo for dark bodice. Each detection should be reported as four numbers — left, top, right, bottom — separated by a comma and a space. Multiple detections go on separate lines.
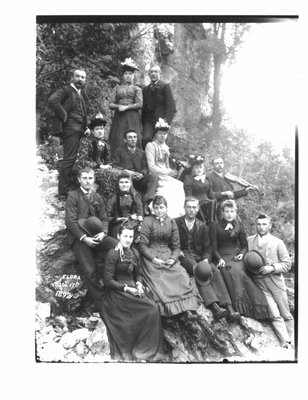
183, 174, 215, 204
139, 216, 180, 261
210, 219, 248, 260
104, 248, 142, 290
106, 189, 143, 221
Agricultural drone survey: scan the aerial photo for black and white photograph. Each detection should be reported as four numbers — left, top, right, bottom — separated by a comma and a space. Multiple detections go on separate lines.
35, 16, 298, 364
1, 2, 306, 399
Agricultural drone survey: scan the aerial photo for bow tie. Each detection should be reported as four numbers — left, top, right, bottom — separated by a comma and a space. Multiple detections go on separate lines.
97, 140, 105, 147
194, 175, 206, 183
224, 222, 234, 230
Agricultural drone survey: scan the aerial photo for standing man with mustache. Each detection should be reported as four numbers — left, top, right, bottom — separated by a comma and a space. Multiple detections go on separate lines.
141, 65, 176, 149
48, 68, 90, 199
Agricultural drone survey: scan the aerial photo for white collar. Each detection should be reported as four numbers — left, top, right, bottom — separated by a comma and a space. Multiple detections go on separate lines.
70, 83, 81, 94
185, 217, 195, 230
214, 170, 224, 178
80, 187, 91, 194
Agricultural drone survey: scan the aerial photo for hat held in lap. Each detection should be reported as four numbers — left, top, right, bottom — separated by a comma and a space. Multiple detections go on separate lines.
244, 250, 266, 275
78, 216, 104, 237
193, 261, 213, 286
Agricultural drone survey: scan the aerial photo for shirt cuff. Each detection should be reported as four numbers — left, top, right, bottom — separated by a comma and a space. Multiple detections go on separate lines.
80, 234, 87, 241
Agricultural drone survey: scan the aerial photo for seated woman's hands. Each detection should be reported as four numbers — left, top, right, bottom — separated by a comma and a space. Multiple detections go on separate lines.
126, 286, 139, 296
165, 258, 175, 267
217, 259, 226, 268
136, 281, 145, 297
125, 283, 145, 298
234, 254, 243, 261
153, 257, 165, 266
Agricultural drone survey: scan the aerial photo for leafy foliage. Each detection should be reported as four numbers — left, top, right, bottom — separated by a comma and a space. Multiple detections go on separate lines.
36, 22, 139, 141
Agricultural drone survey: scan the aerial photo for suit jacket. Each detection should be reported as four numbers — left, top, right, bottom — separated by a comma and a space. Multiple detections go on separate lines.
247, 233, 291, 274
111, 146, 148, 176
175, 216, 212, 262
65, 188, 109, 245
48, 84, 87, 135
142, 80, 176, 125
207, 171, 247, 201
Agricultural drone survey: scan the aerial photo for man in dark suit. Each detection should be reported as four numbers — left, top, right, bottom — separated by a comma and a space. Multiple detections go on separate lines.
207, 157, 254, 202
175, 197, 240, 322
48, 68, 90, 198
65, 167, 117, 307
111, 129, 158, 214
141, 65, 176, 148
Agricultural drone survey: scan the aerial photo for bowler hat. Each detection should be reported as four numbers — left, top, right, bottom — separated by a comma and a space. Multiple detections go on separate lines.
78, 216, 104, 237
244, 250, 266, 275
193, 261, 213, 286
89, 113, 107, 130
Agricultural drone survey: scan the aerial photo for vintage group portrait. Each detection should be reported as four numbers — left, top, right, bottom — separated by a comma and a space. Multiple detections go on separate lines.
35, 15, 298, 365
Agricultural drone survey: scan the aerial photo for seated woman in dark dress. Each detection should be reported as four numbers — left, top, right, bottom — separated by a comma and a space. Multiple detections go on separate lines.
106, 172, 143, 239
100, 224, 165, 362
74, 113, 120, 198
183, 155, 216, 224
209, 199, 271, 320
139, 195, 201, 320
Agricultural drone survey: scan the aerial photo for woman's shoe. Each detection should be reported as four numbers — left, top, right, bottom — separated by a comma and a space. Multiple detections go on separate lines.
179, 311, 197, 322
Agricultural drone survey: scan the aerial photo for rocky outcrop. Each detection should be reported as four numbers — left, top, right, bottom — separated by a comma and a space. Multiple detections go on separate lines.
36, 147, 295, 362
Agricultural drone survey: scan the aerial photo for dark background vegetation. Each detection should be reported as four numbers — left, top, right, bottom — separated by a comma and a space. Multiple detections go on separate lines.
36, 21, 295, 255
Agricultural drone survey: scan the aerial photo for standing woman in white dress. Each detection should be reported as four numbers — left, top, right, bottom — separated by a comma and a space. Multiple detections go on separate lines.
145, 118, 185, 219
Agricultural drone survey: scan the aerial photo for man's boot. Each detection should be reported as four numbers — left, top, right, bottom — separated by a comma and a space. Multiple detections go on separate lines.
211, 302, 228, 321
226, 304, 241, 323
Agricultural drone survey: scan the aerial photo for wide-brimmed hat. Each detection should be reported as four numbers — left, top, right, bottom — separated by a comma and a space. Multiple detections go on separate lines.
244, 250, 266, 275
89, 112, 107, 130
121, 57, 139, 72
193, 261, 213, 286
78, 216, 104, 237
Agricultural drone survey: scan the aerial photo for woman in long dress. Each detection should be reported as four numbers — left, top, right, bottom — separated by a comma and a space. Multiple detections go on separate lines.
109, 58, 143, 156
145, 118, 185, 219
100, 225, 165, 361
209, 199, 271, 320
139, 195, 201, 319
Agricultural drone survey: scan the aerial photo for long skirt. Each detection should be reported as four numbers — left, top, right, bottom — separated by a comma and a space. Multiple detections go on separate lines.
219, 253, 271, 320
141, 257, 201, 317
100, 289, 164, 361
109, 109, 142, 155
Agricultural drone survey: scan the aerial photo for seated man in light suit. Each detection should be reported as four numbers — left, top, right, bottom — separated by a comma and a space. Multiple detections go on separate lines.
246, 213, 294, 348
